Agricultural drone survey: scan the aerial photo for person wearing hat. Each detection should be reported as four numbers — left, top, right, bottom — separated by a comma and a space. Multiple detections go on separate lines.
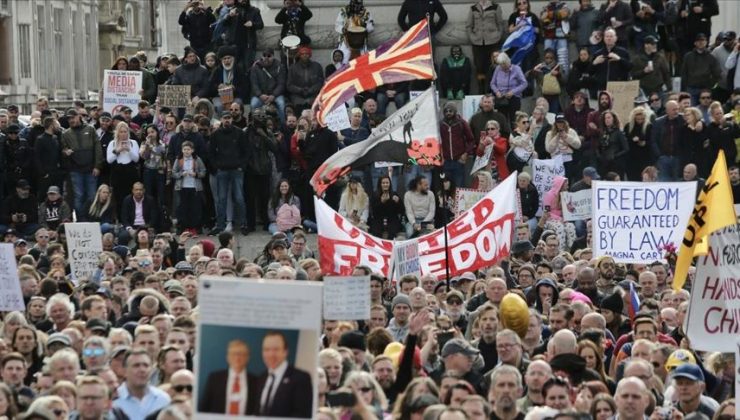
179, 0, 216, 62
631, 35, 670, 98
439, 101, 475, 188
172, 47, 210, 102
286, 45, 323, 114
197, 45, 249, 114
710, 31, 737, 101
387, 294, 412, 342
671, 364, 716, 418
432, 338, 482, 392
275, 0, 313, 45
250, 47, 287, 122
37, 187, 70, 238
209, 106, 248, 236
0, 179, 39, 238
338, 330, 369, 369
61, 106, 104, 217
681, 33, 722, 103
34, 116, 67, 198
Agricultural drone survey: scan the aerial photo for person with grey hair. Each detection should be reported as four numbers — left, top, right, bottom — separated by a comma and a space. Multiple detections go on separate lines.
546, 329, 577, 361
495, 329, 527, 376
48, 348, 80, 382
488, 364, 524, 420
490, 52, 528, 121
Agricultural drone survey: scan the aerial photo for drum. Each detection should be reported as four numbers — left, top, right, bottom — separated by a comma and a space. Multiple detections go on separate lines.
280, 35, 301, 50
218, 85, 234, 107
344, 26, 367, 50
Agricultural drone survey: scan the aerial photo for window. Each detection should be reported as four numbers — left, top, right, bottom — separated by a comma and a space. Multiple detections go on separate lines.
36, 5, 46, 88
18, 24, 31, 79
74, 14, 83, 89
125, 4, 135, 36
53, 8, 63, 88
1, 0, 8, 11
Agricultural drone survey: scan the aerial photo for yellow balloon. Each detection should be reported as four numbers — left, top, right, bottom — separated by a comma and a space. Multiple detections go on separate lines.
499, 293, 529, 339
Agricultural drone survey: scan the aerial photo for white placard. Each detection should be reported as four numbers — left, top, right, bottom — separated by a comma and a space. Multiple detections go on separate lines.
462, 95, 483, 121
65, 223, 103, 284
532, 157, 565, 215
325, 105, 351, 132
560, 190, 592, 221
323, 276, 371, 320
453, 187, 488, 216
471, 143, 492, 175
591, 181, 696, 263
0, 244, 24, 311
103, 70, 142, 116
195, 277, 320, 419
393, 240, 421, 279
686, 224, 740, 352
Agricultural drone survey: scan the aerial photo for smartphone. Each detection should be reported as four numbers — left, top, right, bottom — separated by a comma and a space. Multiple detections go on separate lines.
437, 331, 454, 350
327, 391, 357, 407
656, 407, 672, 420
544, 205, 551, 212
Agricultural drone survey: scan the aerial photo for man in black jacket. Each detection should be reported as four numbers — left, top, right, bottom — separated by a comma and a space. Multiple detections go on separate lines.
590, 28, 632, 91
209, 112, 249, 235
250, 49, 287, 122
299, 119, 338, 218
178, 1, 216, 62
0, 179, 39, 239
119, 182, 158, 245
244, 109, 277, 233
34, 117, 65, 200
397, 0, 447, 35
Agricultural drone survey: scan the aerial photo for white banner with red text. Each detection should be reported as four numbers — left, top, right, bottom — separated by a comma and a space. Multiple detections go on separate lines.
316, 173, 517, 279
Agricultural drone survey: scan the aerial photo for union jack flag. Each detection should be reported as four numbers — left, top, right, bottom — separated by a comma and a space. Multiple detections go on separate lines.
312, 19, 434, 127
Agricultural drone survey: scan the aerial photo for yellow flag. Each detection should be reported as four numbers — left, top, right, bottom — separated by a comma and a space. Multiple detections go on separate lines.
673, 150, 737, 290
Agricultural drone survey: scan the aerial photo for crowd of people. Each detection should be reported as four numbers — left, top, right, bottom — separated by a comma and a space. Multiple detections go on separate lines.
0, 0, 737, 419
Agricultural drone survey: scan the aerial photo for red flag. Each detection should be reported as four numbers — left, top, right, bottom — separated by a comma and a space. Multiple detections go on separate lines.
312, 19, 434, 127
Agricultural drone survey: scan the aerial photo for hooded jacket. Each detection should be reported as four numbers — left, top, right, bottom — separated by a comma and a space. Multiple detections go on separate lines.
532, 277, 559, 314
681, 48, 721, 90
440, 113, 475, 160
543, 176, 567, 220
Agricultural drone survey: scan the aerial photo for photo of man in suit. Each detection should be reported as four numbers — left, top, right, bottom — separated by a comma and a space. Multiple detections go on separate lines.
258, 331, 313, 418
199, 339, 259, 415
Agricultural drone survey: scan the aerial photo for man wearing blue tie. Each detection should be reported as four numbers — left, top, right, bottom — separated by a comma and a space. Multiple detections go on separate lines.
258, 331, 313, 418
199, 340, 259, 415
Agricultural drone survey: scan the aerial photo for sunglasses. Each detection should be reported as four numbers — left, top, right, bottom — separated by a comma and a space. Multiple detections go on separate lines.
83, 348, 106, 357
173, 384, 193, 393
486, 127, 498, 131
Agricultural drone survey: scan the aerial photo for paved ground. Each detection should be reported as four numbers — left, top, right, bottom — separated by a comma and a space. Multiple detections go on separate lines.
185, 230, 319, 262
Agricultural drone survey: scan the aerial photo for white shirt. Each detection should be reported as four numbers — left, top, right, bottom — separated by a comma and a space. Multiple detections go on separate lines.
226, 369, 248, 414
260, 360, 288, 410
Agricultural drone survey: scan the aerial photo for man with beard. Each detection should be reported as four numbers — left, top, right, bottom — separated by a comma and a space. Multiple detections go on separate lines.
494, 329, 528, 377
575, 267, 602, 306
595, 256, 618, 296
473, 304, 499, 373
209, 112, 248, 235
403, 176, 435, 238
444, 290, 468, 331
244, 108, 277, 232
584, 90, 612, 165
730, 166, 740, 203
439, 102, 474, 188
516, 360, 551, 413
649, 261, 669, 291
488, 365, 525, 420
198, 46, 249, 113
468, 94, 511, 140
372, 356, 397, 403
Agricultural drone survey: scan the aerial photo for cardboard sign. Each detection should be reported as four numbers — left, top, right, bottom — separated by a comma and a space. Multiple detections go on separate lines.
393, 239, 421, 278
158, 85, 191, 108
317, 173, 517, 279
686, 224, 740, 352
560, 190, 592, 221
65, 223, 103, 284
103, 70, 142, 116
532, 157, 565, 215
0, 244, 24, 311
323, 276, 371, 320
606, 81, 640, 128
195, 277, 320, 419
325, 105, 351, 132
471, 143, 492, 175
592, 181, 696, 263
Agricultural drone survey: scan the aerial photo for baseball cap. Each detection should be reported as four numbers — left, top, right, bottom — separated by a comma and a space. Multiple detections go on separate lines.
695, 33, 707, 41
85, 318, 109, 334
672, 363, 704, 382
47, 186, 61, 195
47, 332, 71, 347
16, 179, 30, 189
174, 261, 193, 273
182, 114, 194, 121
446, 290, 465, 304
583, 166, 600, 179
441, 338, 480, 358
644, 35, 658, 44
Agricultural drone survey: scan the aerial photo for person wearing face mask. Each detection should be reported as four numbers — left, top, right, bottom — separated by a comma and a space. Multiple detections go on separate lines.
198, 46, 249, 114
440, 46, 473, 100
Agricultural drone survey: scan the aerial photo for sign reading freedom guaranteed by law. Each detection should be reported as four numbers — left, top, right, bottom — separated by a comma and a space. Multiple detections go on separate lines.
592, 181, 695, 263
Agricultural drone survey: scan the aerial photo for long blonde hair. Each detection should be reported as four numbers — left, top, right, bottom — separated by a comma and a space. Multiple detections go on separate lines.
342, 181, 369, 213
626, 107, 649, 135
88, 184, 112, 218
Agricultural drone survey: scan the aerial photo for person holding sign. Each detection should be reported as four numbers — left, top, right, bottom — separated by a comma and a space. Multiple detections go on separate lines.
476, 120, 510, 181
543, 176, 576, 251
198, 46, 249, 114
106, 122, 141, 216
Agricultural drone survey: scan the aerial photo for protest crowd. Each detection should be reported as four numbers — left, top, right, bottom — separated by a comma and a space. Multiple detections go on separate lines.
0, 0, 739, 419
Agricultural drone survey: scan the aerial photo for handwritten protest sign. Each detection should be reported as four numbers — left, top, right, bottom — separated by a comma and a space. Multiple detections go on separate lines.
393, 239, 421, 279
532, 157, 565, 215
462, 95, 482, 121
195, 277, 320, 419
592, 181, 695, 263
65, 223, 103, 284
323, 276, 371, 320
103, 70, 142, 116
0, 244, 24, 311
471, 144, 492, 175
454, 187, 488, 216
325, 105, 351, 132
606, 81, 640, 128
560, 190, 592, 221
686, 224, 740, 352
158, 85, 191, 108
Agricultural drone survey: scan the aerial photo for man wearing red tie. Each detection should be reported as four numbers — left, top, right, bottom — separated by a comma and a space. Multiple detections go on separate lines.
258, 331, 313, 417
199, 340, 259, 415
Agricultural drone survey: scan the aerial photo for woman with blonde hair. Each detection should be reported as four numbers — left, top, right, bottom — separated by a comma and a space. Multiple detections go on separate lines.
545, 115, 581, 179
680, 106, 710, 175
508, 111, 536, 173
319, 348, 345, 390
81, 184, 116, 233
106, 121, 140, 214
344, 371, 389, 418
22, 395, 68, 420
624, 106, 653, 181
339, 176, 369, 230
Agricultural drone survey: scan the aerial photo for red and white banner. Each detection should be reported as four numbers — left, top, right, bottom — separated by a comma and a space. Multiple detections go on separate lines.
316, 174, 518, 279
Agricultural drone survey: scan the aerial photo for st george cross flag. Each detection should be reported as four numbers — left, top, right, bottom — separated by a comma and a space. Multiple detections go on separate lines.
310, 88, 441, 195
312, 19, 434, 127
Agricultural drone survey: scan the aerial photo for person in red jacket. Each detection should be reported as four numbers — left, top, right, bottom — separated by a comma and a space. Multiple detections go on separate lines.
476, 120, 510, 181
440, 102, 475, 188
